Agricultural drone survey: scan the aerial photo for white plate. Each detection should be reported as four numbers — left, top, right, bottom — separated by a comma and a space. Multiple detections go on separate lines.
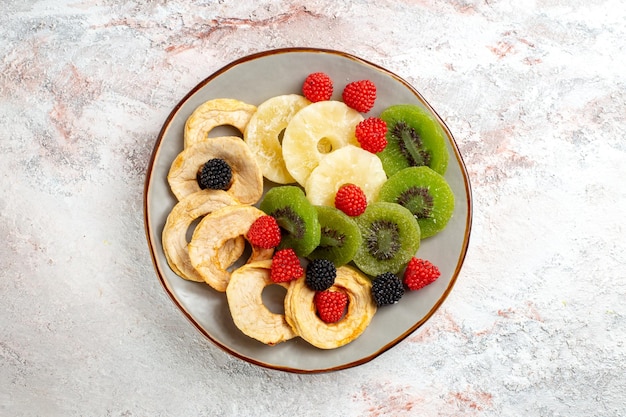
144, 48, 472, 373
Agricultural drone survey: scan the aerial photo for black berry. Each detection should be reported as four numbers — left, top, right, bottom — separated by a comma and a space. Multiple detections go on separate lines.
305, 259, 337, 291
197, 158, 232, 190
371, 272, 404, 306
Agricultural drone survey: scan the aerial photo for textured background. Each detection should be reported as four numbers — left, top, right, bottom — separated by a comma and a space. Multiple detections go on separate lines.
1, 1, 625, 416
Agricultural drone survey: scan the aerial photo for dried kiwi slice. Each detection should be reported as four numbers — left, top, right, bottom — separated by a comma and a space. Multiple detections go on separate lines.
353, 202, 420, 276
259, 186, 321, 257
308, 205, 362, 267
377, 166, 455, 239
378, 104, 449, 177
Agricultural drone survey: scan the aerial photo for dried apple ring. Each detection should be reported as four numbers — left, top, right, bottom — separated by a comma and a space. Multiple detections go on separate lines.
162, 189, 240, 282
167, 136, 263, 204
284, 265, 377, 349
184, 98, 257, 148
226, 260, 297, 345
188, 205, 270, 292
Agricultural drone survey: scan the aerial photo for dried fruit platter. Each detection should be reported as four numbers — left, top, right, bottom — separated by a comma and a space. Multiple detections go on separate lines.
144, 48, 472, 373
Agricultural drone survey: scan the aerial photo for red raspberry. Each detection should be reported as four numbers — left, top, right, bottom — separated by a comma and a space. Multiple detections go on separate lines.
355, 117, 388, 153
314, 290, 348, 323
270, 248, 304, 283
342, 80, 377, 113
247, 215, 282, 249
302, 72, 333, 102
334, 183, 367, 217
403, 258, 441, 291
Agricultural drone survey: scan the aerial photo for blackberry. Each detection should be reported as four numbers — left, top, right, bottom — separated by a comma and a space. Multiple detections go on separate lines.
197, 158, 232, 190
371, 272, 404, 306
305, 259, 337, 291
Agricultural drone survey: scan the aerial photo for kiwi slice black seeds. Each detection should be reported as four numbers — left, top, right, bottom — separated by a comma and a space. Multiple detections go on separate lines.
396, 186, 434, 219
353, 202, 420, 276
392, 122, 431, 168
308, 205, 361, 266
366, 220, 401, 261
379, 104, 449, 177
319, 226, 346, 248
377, 166, 455, 239
259, 186, 321, 257
271, 207, 306, 239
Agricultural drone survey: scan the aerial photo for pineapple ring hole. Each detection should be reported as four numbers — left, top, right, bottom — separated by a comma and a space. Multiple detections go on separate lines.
277, 128, 286, 145
261, 284, 288, 314
317, 137, 334, 154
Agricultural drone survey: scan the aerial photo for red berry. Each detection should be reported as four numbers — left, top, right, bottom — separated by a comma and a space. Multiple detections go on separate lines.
334, 183, 367, 216
314, 290, 348, 323
247, 215, 282, 249
403, 258, 441, 291
270, 248, 304, 283
302, 72, 333, 102
342, 80, 376, 113
355, 117, 388, 153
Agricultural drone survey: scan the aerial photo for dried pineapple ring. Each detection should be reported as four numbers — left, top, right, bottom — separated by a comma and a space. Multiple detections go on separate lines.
188, 205, 271, 292
304, 144, 387, 207
284, 265, 377, 349
281, 100, 363, 186
226, 260, 297, 345
243, 94, 310, 184
184, 98, 257, 148
162, 189, 241, 282
167, 136, 263, 204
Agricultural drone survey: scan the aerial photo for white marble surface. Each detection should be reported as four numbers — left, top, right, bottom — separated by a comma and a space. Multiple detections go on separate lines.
2, 1, 625, 416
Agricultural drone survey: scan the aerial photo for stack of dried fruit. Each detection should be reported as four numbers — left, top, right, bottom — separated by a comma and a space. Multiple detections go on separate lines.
161, 71, 455, 349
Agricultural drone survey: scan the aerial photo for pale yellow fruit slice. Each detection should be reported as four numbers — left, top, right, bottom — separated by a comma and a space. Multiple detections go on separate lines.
244, 94, 310, 184
226, 260, 297, 345
167, 136, 263, 204
184, 98, 257, 148
282, 100, 363, 186
305, 145, 387, 207
284, 265, 377, 349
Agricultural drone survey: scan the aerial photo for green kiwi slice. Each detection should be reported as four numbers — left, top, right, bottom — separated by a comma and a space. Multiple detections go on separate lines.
378, 104, 449, 177
353, 202, 420, 276
259, 186, 321, 257
308, 205, 362, 266
377, 166, 455, 239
